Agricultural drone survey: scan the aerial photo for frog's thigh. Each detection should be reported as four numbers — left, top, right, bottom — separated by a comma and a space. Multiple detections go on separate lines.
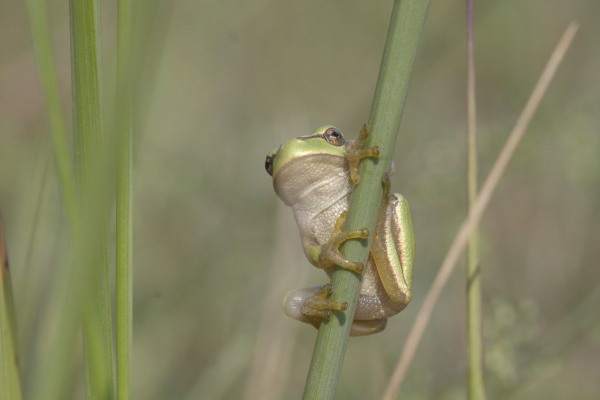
349, 319, 387, 336
371, 193, 415, 305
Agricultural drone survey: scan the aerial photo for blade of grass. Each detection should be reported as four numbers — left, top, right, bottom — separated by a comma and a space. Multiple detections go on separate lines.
25, 0, 114, 398
24, 0, 77, 228
116, 0, 134, 398
14, 148, 51, 383
0, 211, 23, 400
381, 22, 579, 400
465, 1, 486, 399
69, 0, 115, 399
302, 1, 430, 399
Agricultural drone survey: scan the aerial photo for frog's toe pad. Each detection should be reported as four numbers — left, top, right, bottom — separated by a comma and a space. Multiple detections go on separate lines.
283, 286, 348, 329
283, 287, 321, 324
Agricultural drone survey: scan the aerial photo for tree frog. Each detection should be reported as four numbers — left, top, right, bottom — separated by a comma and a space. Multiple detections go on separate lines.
265, 125, 415, 336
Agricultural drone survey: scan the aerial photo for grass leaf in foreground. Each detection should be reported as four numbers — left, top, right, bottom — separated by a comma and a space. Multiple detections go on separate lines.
69, 0, 114, 398
116, 0, 134, 397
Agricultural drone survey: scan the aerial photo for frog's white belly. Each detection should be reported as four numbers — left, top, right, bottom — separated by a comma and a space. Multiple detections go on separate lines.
290, 170, 353, 246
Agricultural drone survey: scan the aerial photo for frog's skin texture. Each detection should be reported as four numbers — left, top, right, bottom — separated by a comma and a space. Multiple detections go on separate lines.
265, 125, 415, 336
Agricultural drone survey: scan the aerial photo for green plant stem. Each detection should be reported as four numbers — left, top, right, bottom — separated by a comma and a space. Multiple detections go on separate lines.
24, 0, 77, 233
116, 0, 134, 398
69, 0, 114, 399
302, 1, 429, 399
0, 212, 23, 400
25, 0, 115, 398
466, 1, 486, 399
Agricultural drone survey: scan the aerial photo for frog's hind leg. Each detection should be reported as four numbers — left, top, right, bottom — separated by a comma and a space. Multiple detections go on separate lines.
349, 319, 387, 337
283, 284, 348, 330
371, 173, 415, 305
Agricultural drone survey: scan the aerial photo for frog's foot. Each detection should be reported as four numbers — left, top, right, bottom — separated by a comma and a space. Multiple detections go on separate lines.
346, 124, 380, 184
282, 285, 348, 330
318, 211, 369, 273
301, 284, 348, 328
349, 318, 388, 337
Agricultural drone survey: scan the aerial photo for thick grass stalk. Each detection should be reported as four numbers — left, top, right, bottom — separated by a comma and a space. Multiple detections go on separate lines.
466, 1, 487, 399
69, 0, 115, 399
116, 0, 134, 398
0, 212, 23, 400
302, 1, 430, 399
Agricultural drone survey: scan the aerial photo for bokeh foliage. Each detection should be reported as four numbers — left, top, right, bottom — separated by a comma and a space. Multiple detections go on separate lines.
0, 0, 599, 399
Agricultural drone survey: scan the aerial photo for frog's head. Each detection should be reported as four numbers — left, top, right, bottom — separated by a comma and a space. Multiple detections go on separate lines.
265, 125, 348, 205
265, 125, 346, 177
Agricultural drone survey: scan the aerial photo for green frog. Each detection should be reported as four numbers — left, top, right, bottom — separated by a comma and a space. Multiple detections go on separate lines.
265, 125, 415, 336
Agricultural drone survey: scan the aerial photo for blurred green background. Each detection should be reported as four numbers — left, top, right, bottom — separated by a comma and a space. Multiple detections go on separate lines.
1, 0, 599, 399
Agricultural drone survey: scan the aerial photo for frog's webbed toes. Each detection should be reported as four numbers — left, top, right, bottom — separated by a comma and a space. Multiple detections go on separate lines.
282, 284, 348, 329
302, 284, 348, 318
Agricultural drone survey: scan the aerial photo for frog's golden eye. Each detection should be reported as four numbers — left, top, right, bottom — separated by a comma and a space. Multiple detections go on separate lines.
324, 127, 345, 146
265, 153, 276, 176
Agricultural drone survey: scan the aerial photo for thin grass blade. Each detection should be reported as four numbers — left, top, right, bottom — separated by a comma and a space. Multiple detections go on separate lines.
0, 211, 23, 400
116, 0, 134, 398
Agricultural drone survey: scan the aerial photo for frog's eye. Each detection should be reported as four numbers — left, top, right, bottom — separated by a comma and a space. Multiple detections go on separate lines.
324, 128, 345, 146
265, 153, 276, 176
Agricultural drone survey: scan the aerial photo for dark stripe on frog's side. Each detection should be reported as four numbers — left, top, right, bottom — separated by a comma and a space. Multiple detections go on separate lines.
297, 132, 346, 147
296, 134, 324, 141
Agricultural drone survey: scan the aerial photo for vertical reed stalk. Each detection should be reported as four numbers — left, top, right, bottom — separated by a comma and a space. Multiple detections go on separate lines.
302, 1, 430, 399
466, 1, 487, 399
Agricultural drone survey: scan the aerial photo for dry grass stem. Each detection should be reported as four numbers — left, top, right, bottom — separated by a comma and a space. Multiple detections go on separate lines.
381, 21, 578, 400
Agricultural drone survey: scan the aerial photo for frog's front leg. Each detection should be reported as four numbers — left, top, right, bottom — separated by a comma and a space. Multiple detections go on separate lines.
371, 173, 415, 305
346, 124, 380, 184
303, 211, 369, 273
